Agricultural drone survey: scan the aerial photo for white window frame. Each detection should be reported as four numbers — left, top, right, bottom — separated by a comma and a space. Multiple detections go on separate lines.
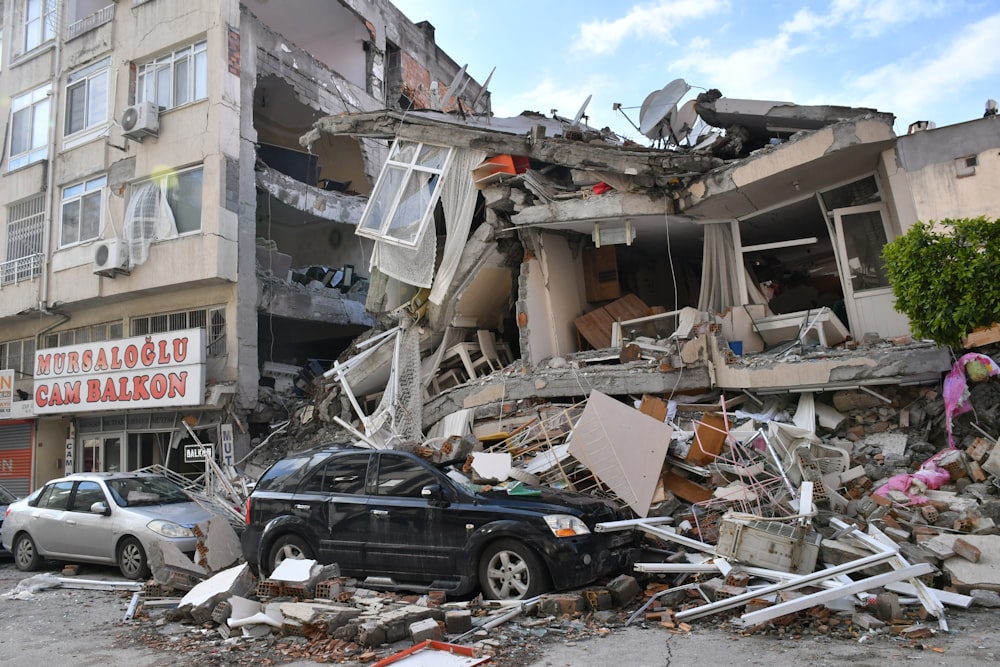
356, 139, 453, 248
0, 337, 36, 378
136, 40, 207, 111
64, 57, 111, 146
131, 306, 226, 357
3, 194, 45, 284
60, 175, 107, 247
23, 0, 57, 53
129, 165, 204, 236
8, 83, 52, 171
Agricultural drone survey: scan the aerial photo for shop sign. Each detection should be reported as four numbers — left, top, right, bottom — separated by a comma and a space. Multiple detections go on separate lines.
0, 370, 12, 416
184, 444, 214, 463
33, 329, 206, 414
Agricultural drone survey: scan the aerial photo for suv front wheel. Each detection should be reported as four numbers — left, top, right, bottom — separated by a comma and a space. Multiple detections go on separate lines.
478, 538, 550, 600
268, 534, 314, 574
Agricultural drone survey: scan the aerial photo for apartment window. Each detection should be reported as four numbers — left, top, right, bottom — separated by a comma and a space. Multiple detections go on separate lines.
127, 165, 203, 249
65, 57, 110, 137
8, 83, 52, 171
61, 175, 106, 246
357, 139, 452, 248
136, 40, 207, 110
4, 194, 45, 284
0, 337, 36, 378
40, 321, 123, 349
23, 0, 56, 53
132, 306, 226, 357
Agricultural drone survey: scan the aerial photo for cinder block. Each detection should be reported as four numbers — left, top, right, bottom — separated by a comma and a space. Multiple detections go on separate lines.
539, 593, 585, 616
584, 588, 613, 611
445, 609, 473, 635
606, 574, 640, 607
409, 617, 442, 644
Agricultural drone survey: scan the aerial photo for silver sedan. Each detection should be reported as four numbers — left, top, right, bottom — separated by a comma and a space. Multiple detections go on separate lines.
1, 472, 217, 579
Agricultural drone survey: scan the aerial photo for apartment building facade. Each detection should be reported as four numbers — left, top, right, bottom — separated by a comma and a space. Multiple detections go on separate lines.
0, 0, 483, 494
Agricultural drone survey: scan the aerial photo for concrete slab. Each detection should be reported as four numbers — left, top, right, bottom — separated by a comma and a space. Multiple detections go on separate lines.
936, 535, 1000, 586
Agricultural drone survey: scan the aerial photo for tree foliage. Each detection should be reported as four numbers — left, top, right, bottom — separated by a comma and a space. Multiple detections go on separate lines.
882, 217, 1000, 348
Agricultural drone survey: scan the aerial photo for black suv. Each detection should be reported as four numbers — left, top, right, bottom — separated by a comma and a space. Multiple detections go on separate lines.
241, 444, 638, 600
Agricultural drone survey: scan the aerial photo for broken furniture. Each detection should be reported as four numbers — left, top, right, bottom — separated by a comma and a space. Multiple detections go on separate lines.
574, 293, 651, 350
753, 306, 849, 348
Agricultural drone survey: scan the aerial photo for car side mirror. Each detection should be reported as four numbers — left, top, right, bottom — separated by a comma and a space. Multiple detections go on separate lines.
421, 484, 450, 505
90, 501, 110, 516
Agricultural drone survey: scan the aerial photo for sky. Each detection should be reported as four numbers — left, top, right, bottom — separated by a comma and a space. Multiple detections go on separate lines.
390, 0, 999, 143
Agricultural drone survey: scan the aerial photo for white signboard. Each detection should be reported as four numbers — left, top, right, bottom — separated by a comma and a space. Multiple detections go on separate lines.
0, 370, 12, 416
184, 444, 214, 463
219, 423, 234, 466
33, 329, 206, 414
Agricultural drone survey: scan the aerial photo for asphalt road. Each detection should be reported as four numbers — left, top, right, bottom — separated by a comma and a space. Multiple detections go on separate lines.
1, 558, 997, 667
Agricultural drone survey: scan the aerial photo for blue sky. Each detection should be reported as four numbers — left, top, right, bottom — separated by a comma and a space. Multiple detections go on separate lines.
391, 0, 999, 142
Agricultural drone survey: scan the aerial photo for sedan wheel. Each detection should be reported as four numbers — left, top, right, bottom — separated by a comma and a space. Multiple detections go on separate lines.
478, 539, 550, 600
13, 533, 42, 572
268, 534, 314, 575
117, 537, 150, 580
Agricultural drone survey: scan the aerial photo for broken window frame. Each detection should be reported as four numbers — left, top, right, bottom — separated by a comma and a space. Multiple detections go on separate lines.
356, 139, 453, 248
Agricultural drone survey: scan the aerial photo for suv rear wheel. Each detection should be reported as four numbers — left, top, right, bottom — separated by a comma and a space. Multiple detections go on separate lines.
268, 534, 314, 574
478, 538, 550, 600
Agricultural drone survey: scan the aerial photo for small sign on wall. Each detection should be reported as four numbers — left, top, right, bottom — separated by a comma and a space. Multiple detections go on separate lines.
184, 444, 214, 463
219, 423, 234, 466
65, 439, 74, 475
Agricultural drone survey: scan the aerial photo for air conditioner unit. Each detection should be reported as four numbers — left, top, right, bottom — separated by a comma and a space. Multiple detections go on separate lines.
93, 239, 129, 277
121, 101, 159, 140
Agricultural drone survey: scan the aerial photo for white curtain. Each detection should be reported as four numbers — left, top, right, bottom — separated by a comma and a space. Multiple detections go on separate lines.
369, 221, 437, 288
429, 148, 487, 305
123, 182, 177, 268
697, 222, 742, 313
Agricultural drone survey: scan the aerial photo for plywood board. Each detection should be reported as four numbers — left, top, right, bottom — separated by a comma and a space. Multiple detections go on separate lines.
568, 391, 671, 517
574, 294, 650, 350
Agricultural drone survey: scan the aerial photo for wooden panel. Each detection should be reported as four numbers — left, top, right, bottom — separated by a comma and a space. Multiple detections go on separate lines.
582, 245, 620, 302
574, 293, 651, 350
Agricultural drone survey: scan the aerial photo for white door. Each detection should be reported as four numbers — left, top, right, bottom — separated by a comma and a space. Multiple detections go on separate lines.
832, 204, 911, 339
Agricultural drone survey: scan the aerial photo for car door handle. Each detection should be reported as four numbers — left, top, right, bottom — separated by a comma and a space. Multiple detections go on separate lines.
370, 509, 389, 518
293, 504, 310, 510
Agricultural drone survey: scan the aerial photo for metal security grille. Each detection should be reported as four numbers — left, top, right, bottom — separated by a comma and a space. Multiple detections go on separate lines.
131, 306, 226, 357
3, 194, 45, 285
0, 422, 33, 496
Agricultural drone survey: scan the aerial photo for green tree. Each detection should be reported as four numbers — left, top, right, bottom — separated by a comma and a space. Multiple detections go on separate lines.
882, 217, 1000, 348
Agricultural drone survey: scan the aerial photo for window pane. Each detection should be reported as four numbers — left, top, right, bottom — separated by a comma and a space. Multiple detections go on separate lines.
66, 82, 87, 134
86, 71, 109, 127
30, 99, 49, 149
169, 168, 203, 233
62, 200, 81, 245
194, 50, 207, 99
386, 171, 438, 245
842, 211, 890, 292
11, 108, 30, 155
361, 164, 407, 234
156, 65, 171, 108
389, 140, 416, 164
173, 57, 189, 107
376, 455, 437, 497
81, 191, 102, 241
417, 144, 448, 170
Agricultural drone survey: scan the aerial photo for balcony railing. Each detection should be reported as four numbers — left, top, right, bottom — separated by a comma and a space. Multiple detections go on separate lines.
0, 254, 43, 287
66, 4, 115, 41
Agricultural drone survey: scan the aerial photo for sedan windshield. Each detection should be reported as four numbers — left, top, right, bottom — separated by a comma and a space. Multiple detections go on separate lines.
106, 476, 191, 507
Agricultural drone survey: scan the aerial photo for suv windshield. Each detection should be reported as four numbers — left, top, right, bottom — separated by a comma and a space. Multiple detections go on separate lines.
107, 476, 190, 507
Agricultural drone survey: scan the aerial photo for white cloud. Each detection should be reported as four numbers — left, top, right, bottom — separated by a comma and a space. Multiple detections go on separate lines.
674, 32, 807, 99
828, 0, 949, 37
849, 13, 1000, 124
574, 0, 727, 56
493, 75, 618, 124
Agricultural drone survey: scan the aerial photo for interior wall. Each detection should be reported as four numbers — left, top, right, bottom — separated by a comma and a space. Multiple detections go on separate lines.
521, 233, 587, 365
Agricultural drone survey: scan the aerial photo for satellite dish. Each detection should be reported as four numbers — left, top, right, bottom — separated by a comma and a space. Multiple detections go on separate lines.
639, 78, 689, 138
440, 64, 468, 110
471, 66, 495, 111
572, 94, 592, 126
669, 99, 699, 144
